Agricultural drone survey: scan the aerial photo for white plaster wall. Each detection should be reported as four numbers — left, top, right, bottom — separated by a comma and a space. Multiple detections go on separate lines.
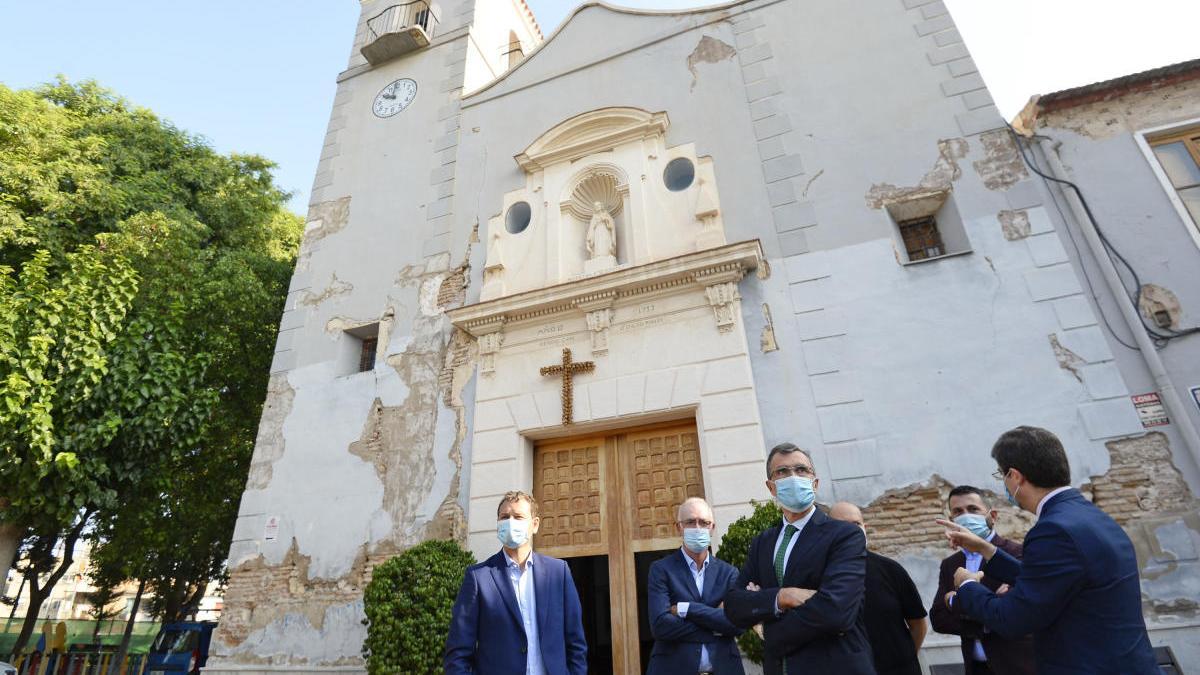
465, 285, 769, 560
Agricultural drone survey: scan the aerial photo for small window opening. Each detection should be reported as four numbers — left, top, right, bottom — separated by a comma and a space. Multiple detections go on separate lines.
359, 336, 378, 372
344, 322, 381, 374
883, 189, 970, 264
897, 216, 945, 261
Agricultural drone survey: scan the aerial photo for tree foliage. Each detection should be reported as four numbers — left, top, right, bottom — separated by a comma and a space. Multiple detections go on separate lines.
362, 541, 476, 675
0, 76, 302, 648
715, 499, 782, 666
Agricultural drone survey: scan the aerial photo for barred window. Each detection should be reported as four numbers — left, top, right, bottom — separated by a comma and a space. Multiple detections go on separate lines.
897, 216, 946, 261
359, 336, 378, 372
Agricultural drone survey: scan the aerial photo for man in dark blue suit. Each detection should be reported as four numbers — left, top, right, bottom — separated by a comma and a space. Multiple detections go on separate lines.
647, 496, 746, 675
723, 443, 874, 675
941, 426, 1158, 675
444, 491, 587, 675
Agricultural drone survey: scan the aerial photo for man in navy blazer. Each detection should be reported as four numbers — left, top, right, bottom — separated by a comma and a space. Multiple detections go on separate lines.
941, 426, 1158, 675
444, 490, 587, 675
723, 443, 874, 675
647, 497, 746, 675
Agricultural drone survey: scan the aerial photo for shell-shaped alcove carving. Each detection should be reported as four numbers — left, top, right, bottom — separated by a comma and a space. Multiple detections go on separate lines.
565, 170, 625, 221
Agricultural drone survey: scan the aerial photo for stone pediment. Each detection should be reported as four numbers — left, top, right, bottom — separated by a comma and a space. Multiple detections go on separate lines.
515, 108, 669, 173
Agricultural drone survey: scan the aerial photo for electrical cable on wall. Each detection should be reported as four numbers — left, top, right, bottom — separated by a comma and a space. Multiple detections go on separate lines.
1006, 124, 1200, 348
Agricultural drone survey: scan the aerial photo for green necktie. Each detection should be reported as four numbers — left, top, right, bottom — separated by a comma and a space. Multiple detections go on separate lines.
773, 523, 797, 675
774, 523, 797, 585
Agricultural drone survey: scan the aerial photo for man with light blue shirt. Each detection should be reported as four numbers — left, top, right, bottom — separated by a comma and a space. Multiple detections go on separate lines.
930, 485, 1034, 675
646, 497, 745, 675
444, 491, 587, 675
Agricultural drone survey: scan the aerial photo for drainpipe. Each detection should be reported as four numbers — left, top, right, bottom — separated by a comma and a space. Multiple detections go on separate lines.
1036, 137, 1200, 471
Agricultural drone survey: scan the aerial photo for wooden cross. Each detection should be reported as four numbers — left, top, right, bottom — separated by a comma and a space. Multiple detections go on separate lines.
540, 347, 595, 426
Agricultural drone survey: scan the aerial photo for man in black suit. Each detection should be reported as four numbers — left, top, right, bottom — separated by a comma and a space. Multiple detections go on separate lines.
929, 485, 1034, 675
723, 443, 873, 675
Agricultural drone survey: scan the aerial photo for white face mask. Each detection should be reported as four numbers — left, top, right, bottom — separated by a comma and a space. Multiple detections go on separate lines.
497, 518, 530, 549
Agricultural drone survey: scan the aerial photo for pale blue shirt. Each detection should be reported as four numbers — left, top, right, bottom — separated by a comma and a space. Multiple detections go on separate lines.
674, 548, 713, 671
962, 530, 996, 662
772, 509, 817, 615
504, 552, 545, 675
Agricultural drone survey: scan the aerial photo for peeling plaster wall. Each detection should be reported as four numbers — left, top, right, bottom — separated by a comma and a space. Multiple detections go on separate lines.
214, 0, 1200, 669
1035, 77, 1200, 493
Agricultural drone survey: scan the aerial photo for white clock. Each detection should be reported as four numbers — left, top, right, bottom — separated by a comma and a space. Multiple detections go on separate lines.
372, 78, 417, 118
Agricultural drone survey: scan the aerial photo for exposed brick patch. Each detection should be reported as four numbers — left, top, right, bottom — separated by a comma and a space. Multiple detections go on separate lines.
862, 475, 1034, 556
972, 129, 1028, 191
998, 209, 1031, 240
214, 540, 368, 658
1083, 432, 1194, 524
437, 266, 467, 309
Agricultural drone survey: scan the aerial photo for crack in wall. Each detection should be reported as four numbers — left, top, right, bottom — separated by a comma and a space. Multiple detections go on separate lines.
1048, 333, 1086, 383
300, 272, 354, 307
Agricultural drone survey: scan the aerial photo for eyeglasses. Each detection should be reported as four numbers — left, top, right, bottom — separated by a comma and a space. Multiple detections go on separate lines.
770, 464, 816, 480
678, 518, 714, 528
991, 468, 1008, 481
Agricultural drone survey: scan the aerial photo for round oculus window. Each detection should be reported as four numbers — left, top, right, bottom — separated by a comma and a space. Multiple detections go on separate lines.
505, 201, 532, 234
663, 157, 695, 192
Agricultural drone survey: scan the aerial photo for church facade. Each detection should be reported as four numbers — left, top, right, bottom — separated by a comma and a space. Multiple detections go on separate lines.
206, 1, 1200, 672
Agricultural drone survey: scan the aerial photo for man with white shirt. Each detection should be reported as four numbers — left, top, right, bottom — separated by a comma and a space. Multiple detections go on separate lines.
646, 497, 745, 674
723, 443, 873, 675
444, 491, 587, 675
929, 485, 1034, 675
939, 426, 1158, 675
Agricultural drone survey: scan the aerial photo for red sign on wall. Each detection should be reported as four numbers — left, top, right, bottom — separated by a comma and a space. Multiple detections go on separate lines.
1132, 392, 1169, 428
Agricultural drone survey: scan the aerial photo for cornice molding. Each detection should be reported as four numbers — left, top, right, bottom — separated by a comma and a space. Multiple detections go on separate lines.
448, 240, 763, 335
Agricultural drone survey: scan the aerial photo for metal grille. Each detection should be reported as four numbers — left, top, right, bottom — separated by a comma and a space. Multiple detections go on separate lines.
358, 337, 378, 372
898, 216, 945, 261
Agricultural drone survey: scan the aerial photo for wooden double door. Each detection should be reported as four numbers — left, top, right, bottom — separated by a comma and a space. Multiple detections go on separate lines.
533, 421, 704, 673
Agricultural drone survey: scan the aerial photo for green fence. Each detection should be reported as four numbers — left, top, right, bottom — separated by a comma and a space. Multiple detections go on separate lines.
0, 617, 160, 658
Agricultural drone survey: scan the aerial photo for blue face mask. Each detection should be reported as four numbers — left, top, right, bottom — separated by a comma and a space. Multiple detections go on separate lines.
682, 527, 711, 554
774, 476, 816, 513
497, 518, 530, 549
1004, 471, 1022, 507
953, 513, 992, 539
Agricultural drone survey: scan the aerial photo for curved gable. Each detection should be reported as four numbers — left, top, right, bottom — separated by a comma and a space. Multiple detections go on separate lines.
515, 107, 669, 171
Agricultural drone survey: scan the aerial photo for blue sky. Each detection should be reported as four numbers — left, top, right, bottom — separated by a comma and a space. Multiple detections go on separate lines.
2, 1, 1197, 214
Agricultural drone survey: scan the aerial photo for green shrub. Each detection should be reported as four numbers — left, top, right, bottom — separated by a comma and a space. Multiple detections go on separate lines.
361, 539, 476, 674
715, 500, 781, 666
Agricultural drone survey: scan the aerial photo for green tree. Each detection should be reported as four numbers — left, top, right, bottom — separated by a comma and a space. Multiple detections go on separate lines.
362, 541, 476, 674
715, 500, 782, 666
0, 78, 302, 655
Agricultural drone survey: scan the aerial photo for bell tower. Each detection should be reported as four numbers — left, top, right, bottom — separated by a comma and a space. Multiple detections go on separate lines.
206, 1, 541, 672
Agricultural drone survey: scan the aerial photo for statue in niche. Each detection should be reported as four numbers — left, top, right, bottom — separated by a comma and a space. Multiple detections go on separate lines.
586, 201, 616, 261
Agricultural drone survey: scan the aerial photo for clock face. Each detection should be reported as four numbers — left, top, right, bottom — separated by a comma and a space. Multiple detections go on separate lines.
372, 78, 417, 118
